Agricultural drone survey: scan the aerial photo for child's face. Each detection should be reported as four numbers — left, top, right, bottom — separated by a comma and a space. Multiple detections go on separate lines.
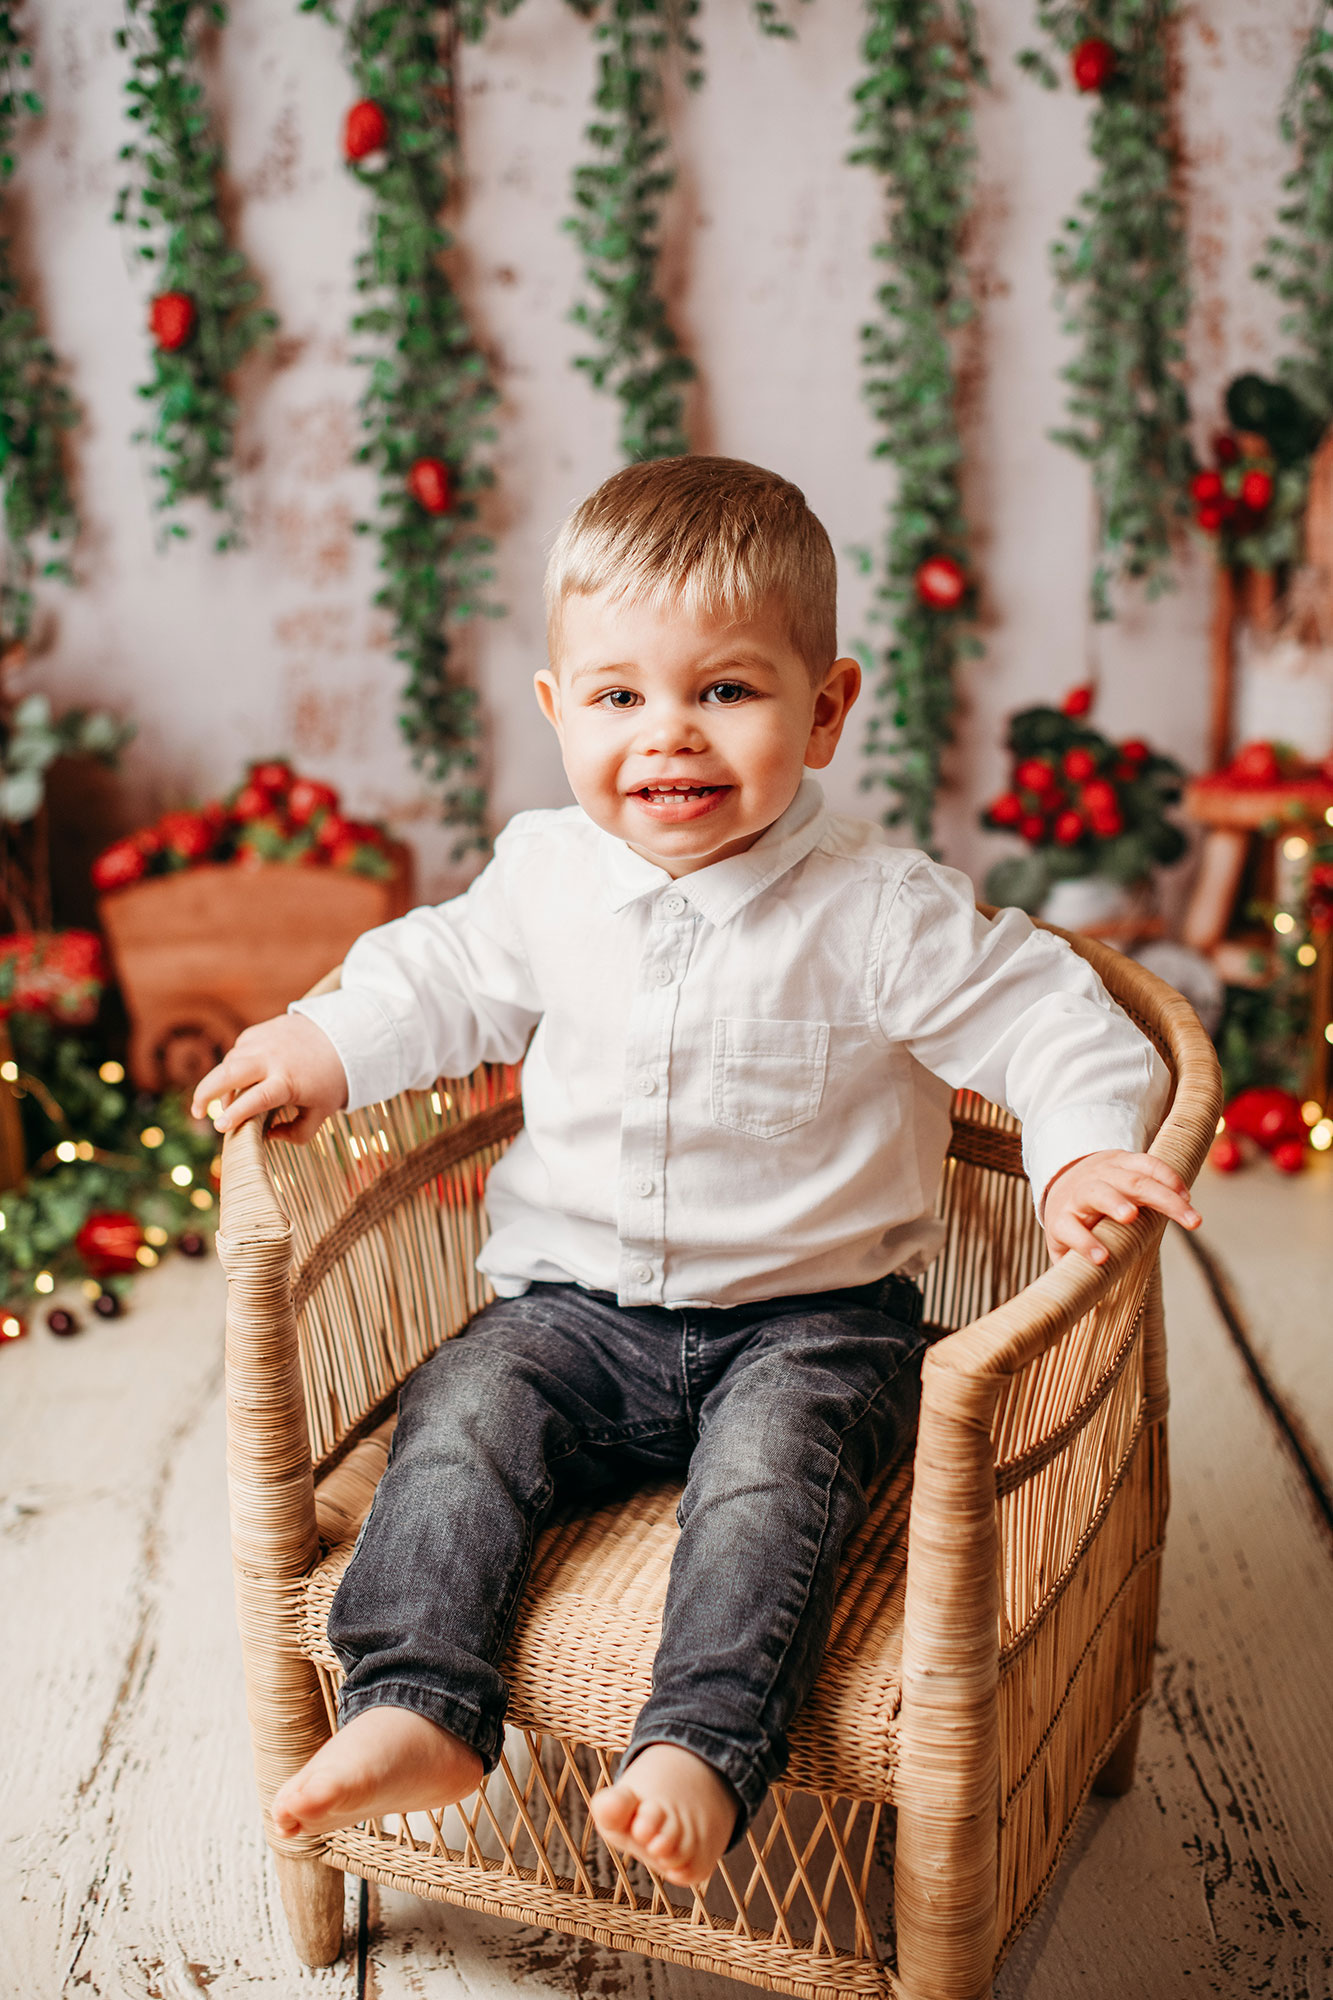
535, 588, 860, 877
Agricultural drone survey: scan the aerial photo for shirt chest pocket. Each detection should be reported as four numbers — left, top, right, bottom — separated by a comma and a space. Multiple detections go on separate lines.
710, 1017, 830, 1139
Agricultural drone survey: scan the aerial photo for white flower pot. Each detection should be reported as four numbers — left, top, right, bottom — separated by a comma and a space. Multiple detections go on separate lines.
1039, 875, 1151, 934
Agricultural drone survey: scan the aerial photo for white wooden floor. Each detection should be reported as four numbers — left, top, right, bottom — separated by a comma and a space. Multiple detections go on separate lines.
5, 1159, 1333, 2000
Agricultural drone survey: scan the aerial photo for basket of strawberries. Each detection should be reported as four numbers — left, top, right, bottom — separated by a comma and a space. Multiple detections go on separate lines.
981, 692, 1186, 930
93, 761, 413, 1091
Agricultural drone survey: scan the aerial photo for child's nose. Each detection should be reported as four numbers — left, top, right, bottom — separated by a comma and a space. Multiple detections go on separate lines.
639, 704, 707, 754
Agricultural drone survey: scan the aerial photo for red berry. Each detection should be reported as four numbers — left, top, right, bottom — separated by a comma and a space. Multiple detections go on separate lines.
1063, 747, 1097, 783
1240, 468, 1274, 513
1016, 757, 1057, 794
1061, 685, 1094, 718
1209, 1133, 1243, 1173
315, 812, 354, 853
75, 1211, 144, 1277
249, 760, 294, 798
1119, 739, 1149, 764
1053, 809, 1087, 845
407, 456, 453, 516
1072, 37, 1116, 91
988, 792, 1024, 828
1214, 432, 1240, 465
328, 836, 361, 871
344, 98, 389, 162
1079, 778, 1118, 816
914, 555, 966, 610
1190, 470, 1223, 504
287, 778, 340, 826
1019, 814, 1048, 844
1272, 1138, 1307, 1175
149, 290, 196, 352
1196, 501, 1225, 533
92, 838, 147, 893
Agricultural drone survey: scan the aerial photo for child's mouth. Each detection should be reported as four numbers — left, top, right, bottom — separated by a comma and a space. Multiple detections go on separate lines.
631, 783, 731, 823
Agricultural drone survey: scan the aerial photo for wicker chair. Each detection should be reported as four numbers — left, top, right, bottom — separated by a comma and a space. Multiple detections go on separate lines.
217, 932, 1220, 2000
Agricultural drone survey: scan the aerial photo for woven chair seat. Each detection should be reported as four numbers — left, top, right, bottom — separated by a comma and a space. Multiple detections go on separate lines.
301, 1420, 914, 1801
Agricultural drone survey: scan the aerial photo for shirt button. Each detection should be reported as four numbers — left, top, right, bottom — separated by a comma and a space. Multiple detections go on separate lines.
654, 964, 673, 985
632, 1262, 653, 1284
663, 894, 686, 916
634, 1175, 654, 1197
636, 1072, 657, 1095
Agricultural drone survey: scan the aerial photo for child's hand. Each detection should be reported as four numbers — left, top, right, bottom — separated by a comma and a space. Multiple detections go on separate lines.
1043, 1149, 1200, 1266
190, 1013, 348, 1143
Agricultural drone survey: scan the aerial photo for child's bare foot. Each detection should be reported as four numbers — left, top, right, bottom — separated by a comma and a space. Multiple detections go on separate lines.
271, 1706, 483, 1838
591, 1743, 739, 1887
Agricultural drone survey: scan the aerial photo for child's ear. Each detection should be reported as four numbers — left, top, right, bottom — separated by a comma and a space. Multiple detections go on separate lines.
534, 669, 562, 735
804, 656, 861, 769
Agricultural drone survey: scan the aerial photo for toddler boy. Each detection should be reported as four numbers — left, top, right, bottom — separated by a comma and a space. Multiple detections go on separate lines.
194, 457, 1199, 1889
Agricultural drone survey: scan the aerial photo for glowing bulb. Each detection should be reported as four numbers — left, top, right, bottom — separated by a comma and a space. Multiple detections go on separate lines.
1326, 807, 1333, 827
76, 1141, 94, 1161
206, 1098, 223, 1121
139, 1126, 165, 1149
55, 1140, 77, 1163
98, 1060, 125, 1084
1216, 1116, 1227, 1135
1311, 1119, 1333, 1152
1299, 943, 1319, 966
1, 1315, 22, 1339
135, 1245, 159, 1268
1284, 835, 1310, 860
190, 1188, 213, 1210
0, 1212, 7, 1231
144, 1225, 169, 1247
379, 1130, 390, 1152
1326, 1023, 1333, 1045
431, 1091, 441, 1114
1274, 911, 1295, 934
1303, 1100, 1324, 1126
170, 1164, 192, 1186
0, 1061, 17, 1082
34, 1271, 54, 1294
81, 1279, 101, 1300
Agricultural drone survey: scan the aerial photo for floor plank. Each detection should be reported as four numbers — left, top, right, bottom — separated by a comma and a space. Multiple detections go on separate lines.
5, 1183, 1332, 1998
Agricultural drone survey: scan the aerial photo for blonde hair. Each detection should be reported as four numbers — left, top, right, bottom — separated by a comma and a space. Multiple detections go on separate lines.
544, 456, 837, 680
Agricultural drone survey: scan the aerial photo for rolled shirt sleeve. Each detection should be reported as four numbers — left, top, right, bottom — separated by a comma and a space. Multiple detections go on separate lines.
876, 858, 1172, 1217
289, 820, 543, 1111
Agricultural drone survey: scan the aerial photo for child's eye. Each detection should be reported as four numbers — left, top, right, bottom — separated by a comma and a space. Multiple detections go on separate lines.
704, 681, 752, 705
596, 688, 641, 709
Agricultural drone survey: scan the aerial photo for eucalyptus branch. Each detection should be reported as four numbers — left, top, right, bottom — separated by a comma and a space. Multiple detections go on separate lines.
1024, 0, 1193, 620
113, 0, 276, 547
851, 0, 985, 851
0, 3, 79, 644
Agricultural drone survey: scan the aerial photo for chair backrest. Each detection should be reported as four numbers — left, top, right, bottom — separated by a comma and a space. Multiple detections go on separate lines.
259, 929, 1206, 1480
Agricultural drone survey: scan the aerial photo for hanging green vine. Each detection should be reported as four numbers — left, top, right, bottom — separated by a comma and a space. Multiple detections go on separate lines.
0, 4, 79, 647
113, 1, 276, 548
1256, 5, 1333, 433
1021, 2, 1193, 620
851, 0, 985, 851
565, 0, 699, 462
301, 0, 500, 852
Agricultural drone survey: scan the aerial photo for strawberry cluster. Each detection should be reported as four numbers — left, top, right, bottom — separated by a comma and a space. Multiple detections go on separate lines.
92, 761, 395, 894
1189, 431, 1275, 538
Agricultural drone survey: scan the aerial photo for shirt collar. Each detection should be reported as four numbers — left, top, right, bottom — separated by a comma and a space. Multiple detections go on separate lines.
596, 779, 829, 927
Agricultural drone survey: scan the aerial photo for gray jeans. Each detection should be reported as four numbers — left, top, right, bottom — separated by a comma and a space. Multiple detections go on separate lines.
328, 1272, 926, 1842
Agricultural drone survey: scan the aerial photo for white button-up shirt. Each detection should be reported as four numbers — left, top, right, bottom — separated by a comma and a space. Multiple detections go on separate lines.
292, 781, 1170, 1309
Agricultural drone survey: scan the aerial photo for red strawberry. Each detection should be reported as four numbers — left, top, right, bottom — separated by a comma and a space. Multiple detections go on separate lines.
1063, 747, 1097, 783
1231, 741, 1281, 785
1119, 739, 1149, 764
1053, 810, 1086, 845
1190, 470, 1223, 504
1080, 778, 1119, 817
1019, 814, 1047, 844
231, 781, 275, 821
1196, 501, 1224, 533
287, 778, 340, 826
1061, 685, 1094, 718
1016, 757, 1057, 794
344, 98, 388, 161
1088, 806, 1124, 838
92, 838, 147, 892
315, 812, 355, 853
150, 290, 195, 351
157, 810, 216, 863
249, 760, 294, 798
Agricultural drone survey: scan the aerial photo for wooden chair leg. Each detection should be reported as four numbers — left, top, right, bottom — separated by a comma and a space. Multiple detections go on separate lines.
1092, 1711, 1143, 1798
274, 1851, 346, 1965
